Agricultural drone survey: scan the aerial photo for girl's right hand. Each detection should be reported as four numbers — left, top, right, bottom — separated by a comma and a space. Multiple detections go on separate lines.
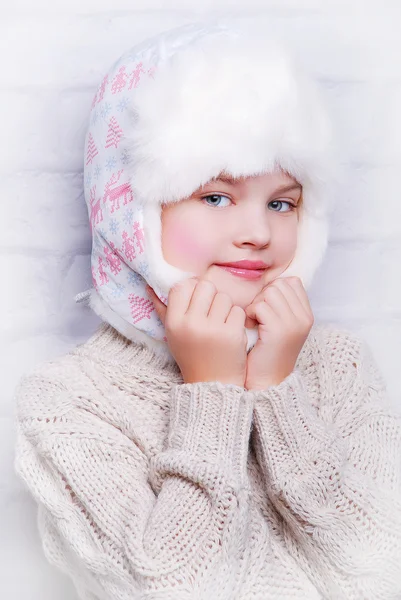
146, 278, 248, 387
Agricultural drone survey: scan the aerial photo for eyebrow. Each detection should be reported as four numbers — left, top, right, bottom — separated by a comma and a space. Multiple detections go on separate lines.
204, 175, 302, 195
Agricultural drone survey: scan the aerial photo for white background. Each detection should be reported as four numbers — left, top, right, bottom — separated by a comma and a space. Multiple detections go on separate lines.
2, 1, 401, 598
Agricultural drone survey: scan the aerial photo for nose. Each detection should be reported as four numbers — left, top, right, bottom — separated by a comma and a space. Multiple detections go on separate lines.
234, 205, 271, 249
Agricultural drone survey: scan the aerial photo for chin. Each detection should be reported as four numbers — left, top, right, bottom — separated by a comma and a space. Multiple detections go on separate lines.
204, 265, 266, 307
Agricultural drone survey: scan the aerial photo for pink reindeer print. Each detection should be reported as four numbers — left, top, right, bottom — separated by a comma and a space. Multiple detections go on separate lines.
89, 185, 103, 231
129, 293, 154, 324
103, 170, 133, 213
97, 256, 109, 286
128, 62, 146, 90
104, 242, 122, 275
133, 221, 145, 254
111, 66, 128, 94
121, 230, 136, 261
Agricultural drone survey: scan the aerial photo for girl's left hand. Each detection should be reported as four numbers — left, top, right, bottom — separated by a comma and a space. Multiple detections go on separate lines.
244, 276, 314, 391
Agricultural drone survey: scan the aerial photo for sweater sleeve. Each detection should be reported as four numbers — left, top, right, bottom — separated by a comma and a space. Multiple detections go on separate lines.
250, 332, 401, 599
14, 374, 254, 600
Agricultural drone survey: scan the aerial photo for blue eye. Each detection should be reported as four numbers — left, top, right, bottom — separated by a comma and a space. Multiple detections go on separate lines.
201, 194, 232, 208
269, 200, 297, 213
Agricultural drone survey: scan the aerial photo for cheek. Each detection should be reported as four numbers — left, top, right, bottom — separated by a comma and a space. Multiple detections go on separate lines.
162, 215, 214, 269
276, 224, 298, 258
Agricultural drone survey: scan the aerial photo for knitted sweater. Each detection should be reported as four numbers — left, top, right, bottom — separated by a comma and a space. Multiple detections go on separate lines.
14, 322, 401, 600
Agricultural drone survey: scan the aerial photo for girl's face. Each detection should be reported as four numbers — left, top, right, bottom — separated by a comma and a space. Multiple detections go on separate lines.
161, 170, 302, 309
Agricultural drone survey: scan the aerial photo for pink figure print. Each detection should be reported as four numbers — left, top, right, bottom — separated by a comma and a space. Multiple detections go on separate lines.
91, 266, 99, 291
86, 133, 99, 165
105, 116, 123, 149
104, 242, 122, 275
129, 293, 154, 324
103, 170, 133, 213
97, 74, 109, 104
121, 230, 136, 261
128, 62, 146, 90
91, 92, 98, 109
98, 256, 109, 286
133, 221, 145, 254
89, 185, 103, 231
111, 66, 127, 94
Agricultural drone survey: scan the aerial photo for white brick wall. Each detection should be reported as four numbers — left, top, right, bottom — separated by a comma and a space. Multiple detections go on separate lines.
2, 3, 400, 599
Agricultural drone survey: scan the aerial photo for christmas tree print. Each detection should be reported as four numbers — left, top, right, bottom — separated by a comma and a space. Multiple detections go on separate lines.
129, 293, 154, 324
86, 133, 99, 166
105, 116, 123, 149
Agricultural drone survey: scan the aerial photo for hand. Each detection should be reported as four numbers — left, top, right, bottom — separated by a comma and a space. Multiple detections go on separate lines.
244, 276, 314, 391
146, 278, 248, 387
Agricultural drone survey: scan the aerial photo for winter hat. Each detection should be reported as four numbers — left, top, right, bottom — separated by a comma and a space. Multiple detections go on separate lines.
75, 19, 338, 365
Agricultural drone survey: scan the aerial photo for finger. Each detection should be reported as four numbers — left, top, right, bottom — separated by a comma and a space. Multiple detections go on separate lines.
207, 291, 233, 322
244, 315, 258, 329
247, 285, 291, 322
244, 283, 273, 327
186, 279, 217, 318
146, 286, 167, 325
270, 277, 312, 320
168, 277, 199, 318
245, 299, 277, 326
283, 277, 313, 316
226, 304, 246, 329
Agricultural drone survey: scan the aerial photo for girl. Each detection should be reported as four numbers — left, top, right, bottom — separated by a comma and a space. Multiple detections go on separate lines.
14, 20, 401, 600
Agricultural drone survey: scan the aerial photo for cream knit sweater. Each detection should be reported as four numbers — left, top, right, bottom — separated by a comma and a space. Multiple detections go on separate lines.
14, 322, 401, 599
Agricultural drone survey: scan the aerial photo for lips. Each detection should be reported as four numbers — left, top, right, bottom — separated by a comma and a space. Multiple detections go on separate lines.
215, 260, 269, 270
215, 260, 270, 280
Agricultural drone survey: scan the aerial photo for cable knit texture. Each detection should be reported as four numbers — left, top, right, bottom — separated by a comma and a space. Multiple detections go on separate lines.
14, 322, 401, 599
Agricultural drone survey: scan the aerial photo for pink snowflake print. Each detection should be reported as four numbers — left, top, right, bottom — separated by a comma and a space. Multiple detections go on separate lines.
104, 242, 122, 275
121, 230, 136, 261
103, 170, 133, 213
129, 293, 154, 324
97, 74, 109, 104
97, 256, 109, 286
86, 133, 99, 166
111, 66, 127, 94
105, 116, 123, 149
128, 62, 146, 90
133, 221, 145, 254
89, 184, 103, 231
